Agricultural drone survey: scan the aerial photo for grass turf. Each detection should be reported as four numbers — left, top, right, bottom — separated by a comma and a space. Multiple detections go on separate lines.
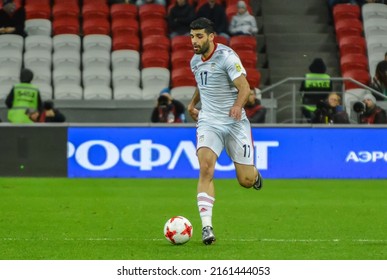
0, 178, 386, 260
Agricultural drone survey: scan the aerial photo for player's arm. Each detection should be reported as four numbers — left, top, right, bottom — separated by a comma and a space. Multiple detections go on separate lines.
187, 87, 200, 121
230, 74, 250, 120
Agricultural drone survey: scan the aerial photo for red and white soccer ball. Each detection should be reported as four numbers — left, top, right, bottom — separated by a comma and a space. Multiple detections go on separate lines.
164, 216, 193, 245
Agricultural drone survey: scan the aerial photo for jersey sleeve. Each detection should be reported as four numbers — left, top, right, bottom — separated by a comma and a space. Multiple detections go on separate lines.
223, 51, 246, 82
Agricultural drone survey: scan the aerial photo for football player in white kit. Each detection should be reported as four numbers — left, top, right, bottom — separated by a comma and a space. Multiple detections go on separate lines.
187, 17, 263, 245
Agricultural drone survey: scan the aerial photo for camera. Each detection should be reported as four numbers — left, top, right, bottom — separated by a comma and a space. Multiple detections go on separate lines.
353, 101, 366, 113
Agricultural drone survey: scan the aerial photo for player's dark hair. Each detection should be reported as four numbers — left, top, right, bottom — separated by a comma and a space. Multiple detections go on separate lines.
190, 17, 215, 35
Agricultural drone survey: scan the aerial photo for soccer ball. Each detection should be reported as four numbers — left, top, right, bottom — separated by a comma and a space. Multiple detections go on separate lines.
163, 216, 193, 245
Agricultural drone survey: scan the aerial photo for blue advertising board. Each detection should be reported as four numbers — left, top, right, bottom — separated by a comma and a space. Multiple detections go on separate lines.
68, 127, 387, 179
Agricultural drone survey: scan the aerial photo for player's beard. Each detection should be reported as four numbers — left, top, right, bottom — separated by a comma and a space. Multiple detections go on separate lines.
195, 39, 210, 55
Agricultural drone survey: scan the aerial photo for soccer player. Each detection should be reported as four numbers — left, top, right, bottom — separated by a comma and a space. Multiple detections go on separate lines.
187, 17, 263, 245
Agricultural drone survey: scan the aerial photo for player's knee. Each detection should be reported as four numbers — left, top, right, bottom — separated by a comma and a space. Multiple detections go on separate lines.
237, 176, 255, 188
199, 161, 215, 178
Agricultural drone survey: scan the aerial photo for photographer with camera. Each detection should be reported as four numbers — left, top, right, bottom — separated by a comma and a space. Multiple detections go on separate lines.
312, 92, 350, 124
353, 93, 387, 124
151, 89, 186, 123
26, 100, 66, 123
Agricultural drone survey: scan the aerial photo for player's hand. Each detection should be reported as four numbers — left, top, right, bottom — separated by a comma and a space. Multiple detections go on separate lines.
229, 105, 242, 121
188, 104, 199, 121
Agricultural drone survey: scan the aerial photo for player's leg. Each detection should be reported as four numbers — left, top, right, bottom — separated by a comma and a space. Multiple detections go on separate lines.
226, 119, 263, 190
197, 147, 217, 245
196, 126, 223, 245
234, 162, 262, 190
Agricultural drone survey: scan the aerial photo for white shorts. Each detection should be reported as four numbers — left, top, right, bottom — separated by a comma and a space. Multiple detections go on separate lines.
196, 118, 254, 165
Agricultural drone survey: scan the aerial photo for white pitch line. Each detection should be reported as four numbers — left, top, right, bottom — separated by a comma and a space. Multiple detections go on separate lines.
1, 237, 387, 243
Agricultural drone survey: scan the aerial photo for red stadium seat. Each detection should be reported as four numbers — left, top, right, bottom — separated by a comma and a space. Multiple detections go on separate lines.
82, 3, 109, 21
142, 35, 170, 52
335, 18, 363, 42
53, 0, 78, 4
140, 18, 167, 37
171, 50, 193, 70
53, 17, 80, 35
142, 50, 170, 68
338, 35, 366, 57
172, 67, 196, 87
138, 4, 166, 21
342, 69, 371, 90
245, 68, 261, 88
110, 3, 137, 20
112, 35, 140, 51
25, 0, 50, 5
333, 3, 360, 23
171, 35, 192, 52
52, 2, 79, 20
229, 35, 257, 52
214, 35, 229, 46
340, 53, 368, 73
82, 0, 107, 4
25, 4, 51, 19
111, 18, 139, 37
83, 18, 110, 35
236, 50, 257, 69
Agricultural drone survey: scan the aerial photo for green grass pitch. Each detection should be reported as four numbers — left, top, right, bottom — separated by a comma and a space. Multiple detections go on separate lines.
0, 178, 386, 260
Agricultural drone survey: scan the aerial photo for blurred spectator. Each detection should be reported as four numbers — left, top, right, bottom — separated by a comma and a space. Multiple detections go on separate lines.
370, 60, 387, 100
0, 0, 26, 36
300, 58, 332, 122
5, 68, 42, 124
312, 92, 350, 124
151, 88, 186, 123
354, 93, 387, 124
196, 0, 229, 40
136, 0, 166, 6
244, 88, 266, 123
229, 0, 258, 36
168, 0, 196, 38
27, 101, 66, 123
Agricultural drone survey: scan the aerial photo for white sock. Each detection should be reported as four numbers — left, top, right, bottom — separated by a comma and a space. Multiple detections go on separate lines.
197, 192, 215, 228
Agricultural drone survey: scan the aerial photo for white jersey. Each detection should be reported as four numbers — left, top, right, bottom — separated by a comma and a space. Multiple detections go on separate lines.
190, 43, 247, 124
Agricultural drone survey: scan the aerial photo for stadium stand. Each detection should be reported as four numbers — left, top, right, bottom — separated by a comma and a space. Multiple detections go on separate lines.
0, 0, 268, 123
0, 34, 24, 52
113, 67, 141, 88
111, 50, 140, 70
24, 18, 51, 36
25, 35, 52, 52
229, 35, 257, 52
338, 35, 366, 57
53, 34, 81, 53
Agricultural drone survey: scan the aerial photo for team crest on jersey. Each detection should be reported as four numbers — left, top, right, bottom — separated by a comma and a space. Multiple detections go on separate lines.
211, 63, 216, 71
235, 63, 242, 72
